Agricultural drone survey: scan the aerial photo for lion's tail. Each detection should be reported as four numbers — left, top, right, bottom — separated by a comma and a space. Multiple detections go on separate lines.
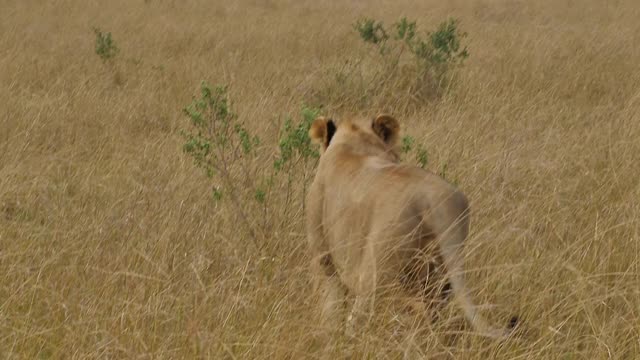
430, 193, 517, 339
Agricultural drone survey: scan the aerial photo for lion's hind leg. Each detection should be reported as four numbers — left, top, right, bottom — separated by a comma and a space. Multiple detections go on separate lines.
312, 253, 345, 330
346, 241, 377, 338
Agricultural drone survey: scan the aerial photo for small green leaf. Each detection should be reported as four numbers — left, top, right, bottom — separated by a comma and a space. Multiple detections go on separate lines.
417, 146, 428, 168
401, 136, 414, 154
254, 189, 266, 204
212, 188, 223, 201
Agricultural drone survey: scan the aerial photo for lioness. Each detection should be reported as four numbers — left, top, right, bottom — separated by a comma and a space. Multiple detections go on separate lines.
306, 114, 514, 339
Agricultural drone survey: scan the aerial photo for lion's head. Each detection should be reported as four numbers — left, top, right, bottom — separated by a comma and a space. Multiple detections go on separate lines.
309, 114, 401, 162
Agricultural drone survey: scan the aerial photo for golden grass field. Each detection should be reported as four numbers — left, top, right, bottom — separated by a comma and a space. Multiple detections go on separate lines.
1, 0, 639, 358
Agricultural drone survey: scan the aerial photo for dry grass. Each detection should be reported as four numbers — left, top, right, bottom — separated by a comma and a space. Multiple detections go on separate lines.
1, 0, 640, 358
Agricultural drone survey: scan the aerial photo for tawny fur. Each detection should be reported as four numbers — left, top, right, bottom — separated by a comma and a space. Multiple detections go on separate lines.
306, 114, 513, 340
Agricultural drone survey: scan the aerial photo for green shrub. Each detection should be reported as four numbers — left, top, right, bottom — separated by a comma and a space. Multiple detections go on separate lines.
181, 81, 324, 250
354, 18, 389, 46
355, 17, 468, 75
92, 27, 119, 62
307, 17, 469, 112
181, 82, 263, 249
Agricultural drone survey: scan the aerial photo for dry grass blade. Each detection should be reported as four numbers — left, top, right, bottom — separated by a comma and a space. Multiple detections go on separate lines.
0, 0, 639, 358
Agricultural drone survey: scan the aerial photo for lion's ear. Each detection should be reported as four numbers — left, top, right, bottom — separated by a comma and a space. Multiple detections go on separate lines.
372, 114, 400, 146
309, 116, 337, 150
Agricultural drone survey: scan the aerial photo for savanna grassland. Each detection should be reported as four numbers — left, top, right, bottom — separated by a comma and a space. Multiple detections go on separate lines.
1, 0, 639, 358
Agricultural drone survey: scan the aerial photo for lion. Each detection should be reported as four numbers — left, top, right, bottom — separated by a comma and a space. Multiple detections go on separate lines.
306, 114, 516, 341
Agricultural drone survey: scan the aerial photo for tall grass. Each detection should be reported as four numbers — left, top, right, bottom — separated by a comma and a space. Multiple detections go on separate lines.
1, 0, 639, 358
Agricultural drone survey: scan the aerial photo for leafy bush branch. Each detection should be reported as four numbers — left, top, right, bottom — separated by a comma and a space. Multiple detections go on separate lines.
401, 135, 457, 184
181, 82, 263, 249
181, 82, 324, 251
273, 107, 321, 214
